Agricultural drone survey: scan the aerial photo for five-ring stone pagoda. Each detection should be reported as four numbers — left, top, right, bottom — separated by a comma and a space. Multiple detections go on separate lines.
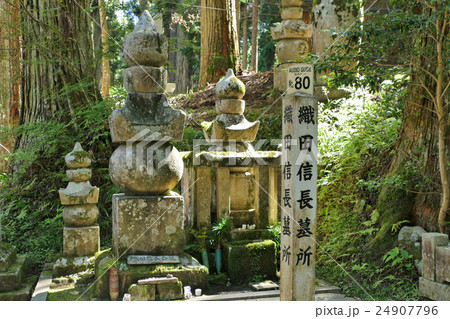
109, 11, 187, 258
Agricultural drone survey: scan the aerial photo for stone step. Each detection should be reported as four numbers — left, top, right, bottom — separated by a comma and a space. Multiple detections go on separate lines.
0, 243, 17, 272
0, 256, 27, 293
31, 263, 53, 301
249, 280, 279, 291
188, 284, 345, 301
0, 282, 33, 301
138, 276, 178, 285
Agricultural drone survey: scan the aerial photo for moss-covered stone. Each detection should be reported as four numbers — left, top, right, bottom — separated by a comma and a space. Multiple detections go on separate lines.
94, 249, 115, 299
224, 240, 277, 283
0, 255, 27, 293
157, 280, 183, 300
117, 255, 208, 295
53, 255, 95, 277
0, 242, 16, 272
0, 282, 33, 301
230, 229, 265, 241
370, 187, 415, 257
128, 284, 156, 301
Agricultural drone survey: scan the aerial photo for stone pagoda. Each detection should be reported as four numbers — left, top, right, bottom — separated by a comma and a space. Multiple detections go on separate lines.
182, 70, 280, 231
104, 11, 208, 300
272, 0, 312, 91
109, 11, 186, 258
202, 69, 259, 152
54, 142, 100, 276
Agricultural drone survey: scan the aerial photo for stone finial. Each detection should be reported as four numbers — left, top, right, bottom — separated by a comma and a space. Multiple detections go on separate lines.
123, 10, 168, 67
134, 10, 158, 32
65, 142, 91, 169
215, 69, 246, 99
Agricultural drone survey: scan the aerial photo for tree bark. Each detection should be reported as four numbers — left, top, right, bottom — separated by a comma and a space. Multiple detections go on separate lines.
199, 0, 240, 88
17, 0, 99, 150
99, 0, 110, 98
251, 0, 259, 73
242, 3, 248, 71
371, 6, 449, 252
0, 0, 21, 172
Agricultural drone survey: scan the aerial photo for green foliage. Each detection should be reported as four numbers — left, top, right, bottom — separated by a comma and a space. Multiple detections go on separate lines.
0, 84, 125, 265
316, 84, 419, 300
210, 218, 232, 248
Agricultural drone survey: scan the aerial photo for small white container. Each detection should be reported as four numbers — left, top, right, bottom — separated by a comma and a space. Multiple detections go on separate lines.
123, 294, 131, 301
195, 289, 202, 296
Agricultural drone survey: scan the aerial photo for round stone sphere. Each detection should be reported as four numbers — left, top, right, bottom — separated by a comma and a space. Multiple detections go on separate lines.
276, 39, 309, 63
63, 204, 99, 227
109, 143, 183, 195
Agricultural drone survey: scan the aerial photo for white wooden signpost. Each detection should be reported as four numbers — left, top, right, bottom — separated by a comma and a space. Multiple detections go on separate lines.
280, 63, 318, 301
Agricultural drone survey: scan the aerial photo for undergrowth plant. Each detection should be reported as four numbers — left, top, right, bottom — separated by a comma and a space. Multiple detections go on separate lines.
315, 82, 419, 300
0, 84, 126, 266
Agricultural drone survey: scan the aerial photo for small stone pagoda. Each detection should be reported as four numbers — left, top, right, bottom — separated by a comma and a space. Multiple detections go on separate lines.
54, 142, 100, 276
183, 70, 281, 231
202, 69, 260, 152
272, 0, 312, 91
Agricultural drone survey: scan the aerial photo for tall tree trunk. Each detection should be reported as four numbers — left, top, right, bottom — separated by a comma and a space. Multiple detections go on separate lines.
99, 0, 110, 98
17, 0, 99, 150
0, 0, 21, 172
242, 3, 248, 71
371, 5, 449, 252
251, 0, 259, 73
199, 0, 240, 88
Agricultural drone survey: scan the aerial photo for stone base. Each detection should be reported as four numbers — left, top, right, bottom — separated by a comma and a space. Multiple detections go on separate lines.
53, 255, 95, 277
63, 225, 100, 257
0, 255, 27, 293
112, 254, 208, 297
231, 229, 265, 241
128, 280, 182, 301
224, 240, 277, 284
0, 282, 33, 301
112, 194, 185, 257
419, 277, 450, 301
0, 242, 17, 272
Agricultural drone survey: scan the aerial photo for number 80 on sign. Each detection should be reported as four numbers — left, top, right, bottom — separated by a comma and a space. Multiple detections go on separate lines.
286, 64, 314, 96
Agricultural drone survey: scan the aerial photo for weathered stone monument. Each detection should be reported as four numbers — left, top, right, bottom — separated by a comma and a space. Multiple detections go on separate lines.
0, 211, 32, 300
105, 11, 207, 299
272, 0, 313, 91
280, 68, 318, 300
183, 70, 280, 231
54, 142, 100, 275
109, 10, 186, 257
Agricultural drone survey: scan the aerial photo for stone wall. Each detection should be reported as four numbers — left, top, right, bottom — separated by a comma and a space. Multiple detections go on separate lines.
419, 233, 450, 300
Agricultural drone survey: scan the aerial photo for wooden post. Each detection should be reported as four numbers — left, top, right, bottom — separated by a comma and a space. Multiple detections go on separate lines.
280, 69, 317, 300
